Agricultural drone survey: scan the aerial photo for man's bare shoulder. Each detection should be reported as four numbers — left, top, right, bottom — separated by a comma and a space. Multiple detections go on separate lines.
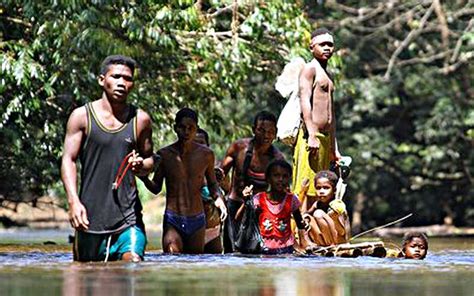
196, 143, 214, 157
136, 108, 152, 127
301, 61, 317, 77
158, 144, 177, 157
272, 146, 286, 160
231, 137, 252, 151
67, 105, 87, 129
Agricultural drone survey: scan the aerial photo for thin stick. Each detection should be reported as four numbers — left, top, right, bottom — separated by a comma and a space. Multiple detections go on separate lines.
350, 213, 413, 241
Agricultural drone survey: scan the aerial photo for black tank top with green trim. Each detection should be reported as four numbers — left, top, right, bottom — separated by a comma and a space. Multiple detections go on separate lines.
79, 102, 143, 234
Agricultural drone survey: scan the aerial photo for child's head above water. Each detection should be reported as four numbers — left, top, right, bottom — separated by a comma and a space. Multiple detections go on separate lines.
402, 232, 428, 260
314, 170, 338, 203
265, 159, 292, 193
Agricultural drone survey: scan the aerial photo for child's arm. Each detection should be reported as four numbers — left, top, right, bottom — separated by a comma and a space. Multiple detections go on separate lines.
292, 208, 312, 249
298, 178, 310, 213
305, 201, 318, 216
292, 209, 307, 230
234, 185, 254, 221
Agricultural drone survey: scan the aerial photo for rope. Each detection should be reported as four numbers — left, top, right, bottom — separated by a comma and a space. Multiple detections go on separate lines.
350, 213, 413, 241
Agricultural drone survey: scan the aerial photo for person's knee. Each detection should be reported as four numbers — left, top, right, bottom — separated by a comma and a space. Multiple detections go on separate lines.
164, 239, 183, 253
121, 252, 141, 262
314, 209, 326, 220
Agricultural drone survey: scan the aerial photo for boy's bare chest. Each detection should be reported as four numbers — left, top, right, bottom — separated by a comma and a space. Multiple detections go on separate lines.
164, 151, 207, 178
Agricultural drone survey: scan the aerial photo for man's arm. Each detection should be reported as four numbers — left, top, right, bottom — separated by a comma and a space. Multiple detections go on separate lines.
299, 64, 318, 141
219, 141, 239, 193
330, 100, 341, 162
131, 110, 154, 176
140, 152, 165, 195
61, 107, 89, 230
207, 151, 228, 221
299, 64, 322, 152
220, 141, 237, 177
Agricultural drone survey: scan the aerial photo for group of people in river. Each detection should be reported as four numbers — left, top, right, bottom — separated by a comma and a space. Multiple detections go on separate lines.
61, 28, 428, 262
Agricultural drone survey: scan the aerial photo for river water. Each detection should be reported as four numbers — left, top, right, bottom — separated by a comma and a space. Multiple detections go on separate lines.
0, 229, 472, 295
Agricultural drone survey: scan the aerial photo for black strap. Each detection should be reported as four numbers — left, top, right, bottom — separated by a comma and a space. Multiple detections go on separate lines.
241, 139, 254, 185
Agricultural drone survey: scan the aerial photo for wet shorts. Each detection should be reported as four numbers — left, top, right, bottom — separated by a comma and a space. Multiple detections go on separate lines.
164, 210, 206, 239
73, 225, 147, 262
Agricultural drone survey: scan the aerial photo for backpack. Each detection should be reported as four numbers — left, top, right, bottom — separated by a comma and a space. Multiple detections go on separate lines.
275, 57, 306, 146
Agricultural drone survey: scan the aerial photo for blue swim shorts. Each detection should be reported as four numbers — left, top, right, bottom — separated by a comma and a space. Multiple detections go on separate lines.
74, 225, 147, 262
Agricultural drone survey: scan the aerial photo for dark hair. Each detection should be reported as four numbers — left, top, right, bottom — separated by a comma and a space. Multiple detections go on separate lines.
402, 232, 429, 251
311, 28, 333, 39
253, 111, 277, 128
265, 159, 292, 181
100, 55, 137, 75
315, 170, 338, 188
175, 107, 198, 124
197, 128, 210, 146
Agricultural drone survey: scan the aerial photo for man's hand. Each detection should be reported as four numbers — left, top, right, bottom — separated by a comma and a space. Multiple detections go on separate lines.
214, 197, 228, 221
129, 149, 144, 174
68, 200, 89, 230
242, 185, 254, 199
307, 135, 320, 154
331, 149, 342, 163
301, 178, 310, 194
214, 167, 225, 184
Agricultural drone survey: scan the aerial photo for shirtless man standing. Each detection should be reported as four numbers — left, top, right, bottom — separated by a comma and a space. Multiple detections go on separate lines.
61, 55, 154, 262
292, 28, 341, 211
220, 111, 285, 253
142, 108, 227, 254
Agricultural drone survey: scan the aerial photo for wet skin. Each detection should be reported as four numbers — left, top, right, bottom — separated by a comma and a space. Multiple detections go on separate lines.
404, 237, 427, 259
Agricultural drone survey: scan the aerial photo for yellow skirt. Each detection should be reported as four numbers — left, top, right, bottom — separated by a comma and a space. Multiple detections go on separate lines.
292, 127, 331, 197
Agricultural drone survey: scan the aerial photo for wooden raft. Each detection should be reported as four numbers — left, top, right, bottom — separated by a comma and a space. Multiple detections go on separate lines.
305, 241, 389, 258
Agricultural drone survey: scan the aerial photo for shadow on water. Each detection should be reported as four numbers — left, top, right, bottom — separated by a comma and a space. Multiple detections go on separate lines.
0, 230, 473, 296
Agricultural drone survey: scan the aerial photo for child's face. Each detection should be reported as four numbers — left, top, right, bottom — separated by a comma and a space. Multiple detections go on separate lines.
268, 166, 290, 193
315, 177, 335, 203
404, 237, 427, 259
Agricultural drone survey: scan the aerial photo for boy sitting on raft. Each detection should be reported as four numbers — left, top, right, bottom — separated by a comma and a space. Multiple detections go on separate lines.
302, 170, 350, 246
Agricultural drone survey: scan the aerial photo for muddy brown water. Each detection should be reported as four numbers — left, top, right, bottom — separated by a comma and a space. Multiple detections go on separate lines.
0, 229, 472, 296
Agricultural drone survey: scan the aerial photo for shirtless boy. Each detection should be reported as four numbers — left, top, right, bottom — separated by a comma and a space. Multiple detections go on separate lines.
293, 28, 342, 210
61, 55, 154, 262
142, 108, 227, 254
220, 111, 285, 252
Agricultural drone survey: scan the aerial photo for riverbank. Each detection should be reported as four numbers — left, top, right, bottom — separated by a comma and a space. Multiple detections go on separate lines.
0, 195, 165, 230
373, 224, 474, 237
1, 196, 473, 239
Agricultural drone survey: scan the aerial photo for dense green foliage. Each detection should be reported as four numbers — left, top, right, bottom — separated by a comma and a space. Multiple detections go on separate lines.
1, 1, 472, 229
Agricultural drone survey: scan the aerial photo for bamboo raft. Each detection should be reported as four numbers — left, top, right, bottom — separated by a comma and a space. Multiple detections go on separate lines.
304, 241, 401, 258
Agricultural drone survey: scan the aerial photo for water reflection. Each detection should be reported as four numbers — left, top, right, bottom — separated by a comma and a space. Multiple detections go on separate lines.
0, 245, 473, 295
63, 265, 138, 296
58, 262, 348, 296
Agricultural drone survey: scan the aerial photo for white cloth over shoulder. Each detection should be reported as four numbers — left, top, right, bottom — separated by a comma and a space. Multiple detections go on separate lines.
275, 57, 306, 146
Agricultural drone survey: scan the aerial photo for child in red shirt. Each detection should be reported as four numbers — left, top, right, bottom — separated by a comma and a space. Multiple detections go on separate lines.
239, 159, 307, 254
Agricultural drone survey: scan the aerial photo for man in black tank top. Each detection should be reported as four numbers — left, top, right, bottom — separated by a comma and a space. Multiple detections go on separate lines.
220, 111, 285, 253
61, 55, 155, 262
